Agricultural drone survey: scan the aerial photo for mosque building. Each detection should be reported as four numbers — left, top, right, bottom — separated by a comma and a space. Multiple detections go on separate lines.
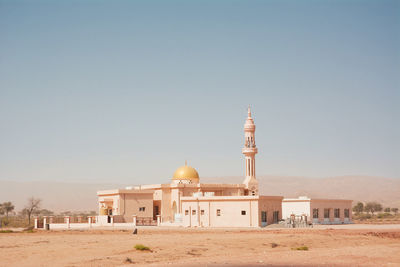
97, 107, 282, 227
97, 108, 352, 227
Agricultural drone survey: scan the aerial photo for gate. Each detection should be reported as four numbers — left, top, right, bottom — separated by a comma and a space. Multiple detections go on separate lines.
136, 217, 157, 226
37, 219, 44, 228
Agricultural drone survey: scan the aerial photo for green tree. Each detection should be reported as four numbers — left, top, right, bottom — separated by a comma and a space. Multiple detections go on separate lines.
2, 202, 15, 218
391, 208, 399, 214
352, 202, 364, 213
384, 207, 391, 213
0, 204, 4, 216
364, 202, 382, 215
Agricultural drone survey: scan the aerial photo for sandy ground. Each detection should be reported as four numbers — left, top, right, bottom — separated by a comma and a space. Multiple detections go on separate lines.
1, 225, 400, 267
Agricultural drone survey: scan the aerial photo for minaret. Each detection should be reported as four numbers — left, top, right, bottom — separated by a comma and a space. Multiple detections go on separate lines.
242, 106, 259, 195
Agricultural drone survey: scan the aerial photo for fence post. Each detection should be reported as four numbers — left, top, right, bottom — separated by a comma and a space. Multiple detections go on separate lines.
88, 217, 92, 228
34, 217, 38, 229
132, 215, 137, 227
65, 216, 70, 229
111, 216, 114, 226
157, 215, 161, 226
43, 216, 47, 229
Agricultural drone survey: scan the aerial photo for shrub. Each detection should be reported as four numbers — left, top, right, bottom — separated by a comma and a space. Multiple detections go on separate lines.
134, 244, 150, 251
0, 230, 13, 233
125, 257, 133, 263
2, 218, 10, 226
355, 213, 372, 220
377, 213, 392, 219
22, 226, 35, 233
292, 246, 308, 251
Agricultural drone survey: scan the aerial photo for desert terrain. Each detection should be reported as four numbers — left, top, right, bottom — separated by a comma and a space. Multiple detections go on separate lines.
1, 225, 400, 267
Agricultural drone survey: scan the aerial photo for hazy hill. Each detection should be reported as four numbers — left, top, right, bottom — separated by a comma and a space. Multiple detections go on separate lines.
1, 176, 399, 212
203, 175, 400, 208
0, 181, 126, 213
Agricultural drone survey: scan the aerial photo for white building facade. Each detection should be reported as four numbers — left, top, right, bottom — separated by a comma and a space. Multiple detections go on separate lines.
282, 197, 352, 224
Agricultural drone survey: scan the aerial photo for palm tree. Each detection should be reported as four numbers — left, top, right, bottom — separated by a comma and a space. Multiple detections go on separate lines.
2, 202, 15, 218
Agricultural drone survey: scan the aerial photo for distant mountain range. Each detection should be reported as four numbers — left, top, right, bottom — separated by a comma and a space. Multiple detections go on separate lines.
1, 175, 399, 212
203, 175, 400, 208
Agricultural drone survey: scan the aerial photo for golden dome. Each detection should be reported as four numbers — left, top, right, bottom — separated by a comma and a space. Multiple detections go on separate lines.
172, 163, 199, 181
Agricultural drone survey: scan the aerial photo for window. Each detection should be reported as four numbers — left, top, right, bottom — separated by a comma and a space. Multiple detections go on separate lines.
139, 207, 145, 212
344, 209, 349, 218
313, 209, 319, 219
216, 209, 221, 216
252, 191, 255, 196
241, 210, 246, 215
324, 209, 330, 218
192, 210, 196, 215
334, 209, 340, 218
201, 210, 204, 215
185, 210, 189, 216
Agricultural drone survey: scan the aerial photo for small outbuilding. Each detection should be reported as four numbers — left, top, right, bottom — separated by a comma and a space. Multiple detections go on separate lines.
282, 196, 352, 224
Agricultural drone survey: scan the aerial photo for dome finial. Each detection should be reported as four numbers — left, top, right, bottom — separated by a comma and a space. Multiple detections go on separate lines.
185, 160, 187, 166
248, 105, 251, 118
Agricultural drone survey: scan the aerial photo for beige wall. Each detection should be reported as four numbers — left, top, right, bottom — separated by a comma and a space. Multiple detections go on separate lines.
120, 193, 153, 222
258, 196, 283, 226
282, 199, 352, 224
182, 197, 260, 227
310, 199, 352, 223
98, 192, 154, 222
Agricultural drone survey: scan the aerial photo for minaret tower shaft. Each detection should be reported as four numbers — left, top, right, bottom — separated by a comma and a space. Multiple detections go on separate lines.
242, 106, 259, 195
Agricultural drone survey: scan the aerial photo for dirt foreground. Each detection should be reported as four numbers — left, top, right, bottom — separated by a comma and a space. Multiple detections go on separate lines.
1, 225, 400, 267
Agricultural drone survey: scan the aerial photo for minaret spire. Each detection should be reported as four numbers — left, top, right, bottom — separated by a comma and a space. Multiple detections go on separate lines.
242, 106, 258, 195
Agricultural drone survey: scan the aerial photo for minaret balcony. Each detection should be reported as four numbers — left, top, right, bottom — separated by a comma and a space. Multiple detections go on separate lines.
242, 147, 258, 154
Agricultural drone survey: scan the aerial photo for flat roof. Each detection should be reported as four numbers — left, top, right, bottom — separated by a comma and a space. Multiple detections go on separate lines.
97, 189, 154, 196
181, 196, 259, 201
181, 195, 283, 202
98, 182, 247, 194
283, 198, 352, 202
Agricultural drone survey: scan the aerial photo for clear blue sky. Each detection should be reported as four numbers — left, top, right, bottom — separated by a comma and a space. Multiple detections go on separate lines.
0, 0, 399, 184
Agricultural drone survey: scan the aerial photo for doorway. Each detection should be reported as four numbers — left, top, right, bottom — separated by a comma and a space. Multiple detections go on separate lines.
261, 211, 267, 227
